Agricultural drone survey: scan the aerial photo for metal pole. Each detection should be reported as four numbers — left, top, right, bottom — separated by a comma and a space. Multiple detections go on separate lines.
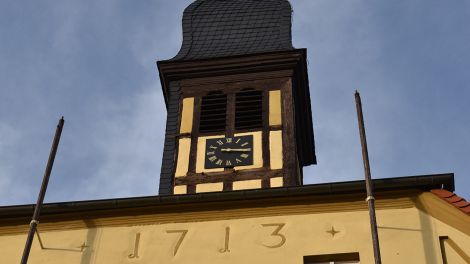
354, 91, 382, 264
20, 117, 65, 264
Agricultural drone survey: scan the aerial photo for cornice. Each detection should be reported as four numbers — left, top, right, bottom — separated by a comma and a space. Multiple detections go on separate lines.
0, 173, 454, 235
157, 49, 307, 105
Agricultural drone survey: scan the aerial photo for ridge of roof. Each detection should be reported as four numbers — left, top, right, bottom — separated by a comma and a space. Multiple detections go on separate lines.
168, 0, 294, 62
431, 189, 470, 215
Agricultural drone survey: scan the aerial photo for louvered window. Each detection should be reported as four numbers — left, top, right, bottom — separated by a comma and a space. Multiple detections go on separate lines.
199, 91, 227, 133
235, 89, 263, 130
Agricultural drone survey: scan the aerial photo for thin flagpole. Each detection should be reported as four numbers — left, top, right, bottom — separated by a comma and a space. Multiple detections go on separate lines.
354, 91, 382, 264
20, 117, 65, 264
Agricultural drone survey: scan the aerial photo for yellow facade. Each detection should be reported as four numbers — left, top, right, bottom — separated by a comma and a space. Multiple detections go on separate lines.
269, 90, 282, 126
196, 182, 224, 193
1, 191, 469, 263
269, 130, 283, 170
173, 185, 187, 195
175, 138, 191, 177
232, 179, 262, 190
270, 177, 283, 188
179, 97, 194, 134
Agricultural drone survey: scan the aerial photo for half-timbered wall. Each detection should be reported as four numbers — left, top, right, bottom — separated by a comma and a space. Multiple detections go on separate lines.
170, 70, 301, 194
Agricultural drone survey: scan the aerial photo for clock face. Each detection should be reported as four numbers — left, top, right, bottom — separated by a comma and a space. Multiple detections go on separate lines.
204, 135, 254, 169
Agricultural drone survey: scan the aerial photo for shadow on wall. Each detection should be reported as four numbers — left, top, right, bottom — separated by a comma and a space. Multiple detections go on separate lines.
418, 209, 439, 263
80, 220, 99, 264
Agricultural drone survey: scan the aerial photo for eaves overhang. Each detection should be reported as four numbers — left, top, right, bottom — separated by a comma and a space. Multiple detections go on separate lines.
0, 173, 454, 219
157, 49, 308, 106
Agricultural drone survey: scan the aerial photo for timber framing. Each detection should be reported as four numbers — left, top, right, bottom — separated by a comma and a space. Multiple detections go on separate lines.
158, 50, 315, 168
175, 169, 284, 186
177, 76, 296, 191
157, 49, 316, 194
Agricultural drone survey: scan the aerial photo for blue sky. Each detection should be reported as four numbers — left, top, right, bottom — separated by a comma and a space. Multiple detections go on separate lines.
0, 0, 469, 206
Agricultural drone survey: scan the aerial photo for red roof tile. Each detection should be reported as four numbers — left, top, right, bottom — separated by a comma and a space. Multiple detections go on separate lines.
461, 206, 470, 214
431, 189, 470, 216
431, 189, 454, 198
445, 195, 463, 203
453, 200, 470, 208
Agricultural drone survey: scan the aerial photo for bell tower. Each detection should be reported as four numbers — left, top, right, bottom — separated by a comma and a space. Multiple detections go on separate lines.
157, 0, 316, 195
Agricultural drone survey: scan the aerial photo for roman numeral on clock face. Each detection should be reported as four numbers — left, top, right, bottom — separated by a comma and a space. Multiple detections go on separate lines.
204, 135, 254, 169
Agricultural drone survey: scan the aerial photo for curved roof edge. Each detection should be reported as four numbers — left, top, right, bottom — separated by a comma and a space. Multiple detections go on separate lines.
168, 0, 294, 62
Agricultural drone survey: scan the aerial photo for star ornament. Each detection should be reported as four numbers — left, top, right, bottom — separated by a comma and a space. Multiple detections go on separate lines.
326, 226, 340, 237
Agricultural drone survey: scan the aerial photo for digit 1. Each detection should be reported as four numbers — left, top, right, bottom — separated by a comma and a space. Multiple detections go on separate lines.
128, 232, 141, 259
219, 227, 230, 253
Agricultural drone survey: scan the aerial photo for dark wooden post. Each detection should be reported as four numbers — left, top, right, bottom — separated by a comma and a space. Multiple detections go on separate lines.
21, 117, 65, 264
354, 91, 382, 264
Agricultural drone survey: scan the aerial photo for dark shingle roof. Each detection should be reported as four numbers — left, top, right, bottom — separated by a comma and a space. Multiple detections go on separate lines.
170, 0, 294, 61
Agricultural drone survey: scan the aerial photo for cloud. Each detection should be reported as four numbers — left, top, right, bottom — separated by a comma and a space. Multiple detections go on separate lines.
0, 0, 469, 205
0, 122, 29, 204
39, 84, 167, 202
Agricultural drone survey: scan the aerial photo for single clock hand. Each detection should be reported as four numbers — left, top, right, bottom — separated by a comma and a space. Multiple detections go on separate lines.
220, 148, 251, 152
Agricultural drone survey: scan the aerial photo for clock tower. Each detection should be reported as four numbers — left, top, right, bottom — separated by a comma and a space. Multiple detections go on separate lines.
157, 0, 316, 195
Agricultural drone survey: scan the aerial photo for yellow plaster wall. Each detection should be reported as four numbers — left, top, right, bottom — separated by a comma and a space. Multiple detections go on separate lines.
179, 97, 194, 134
173, 185, 187, 195
269, 90, 282, 126
269, 130, 283, 170
415, 192, 470, 263
270, 177, 283, 188
175, 138, 191, 177
434, 218, 470, 263
196, 182, 224, 193
232, 179, 261, 190
3, 205, 469, 263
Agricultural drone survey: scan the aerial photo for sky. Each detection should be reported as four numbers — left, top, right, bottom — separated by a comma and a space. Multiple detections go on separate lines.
0, 0, 469, 206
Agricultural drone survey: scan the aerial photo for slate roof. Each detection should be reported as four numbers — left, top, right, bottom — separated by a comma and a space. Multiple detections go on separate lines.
169, 0, 294, 61
431, 189, 470, 215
